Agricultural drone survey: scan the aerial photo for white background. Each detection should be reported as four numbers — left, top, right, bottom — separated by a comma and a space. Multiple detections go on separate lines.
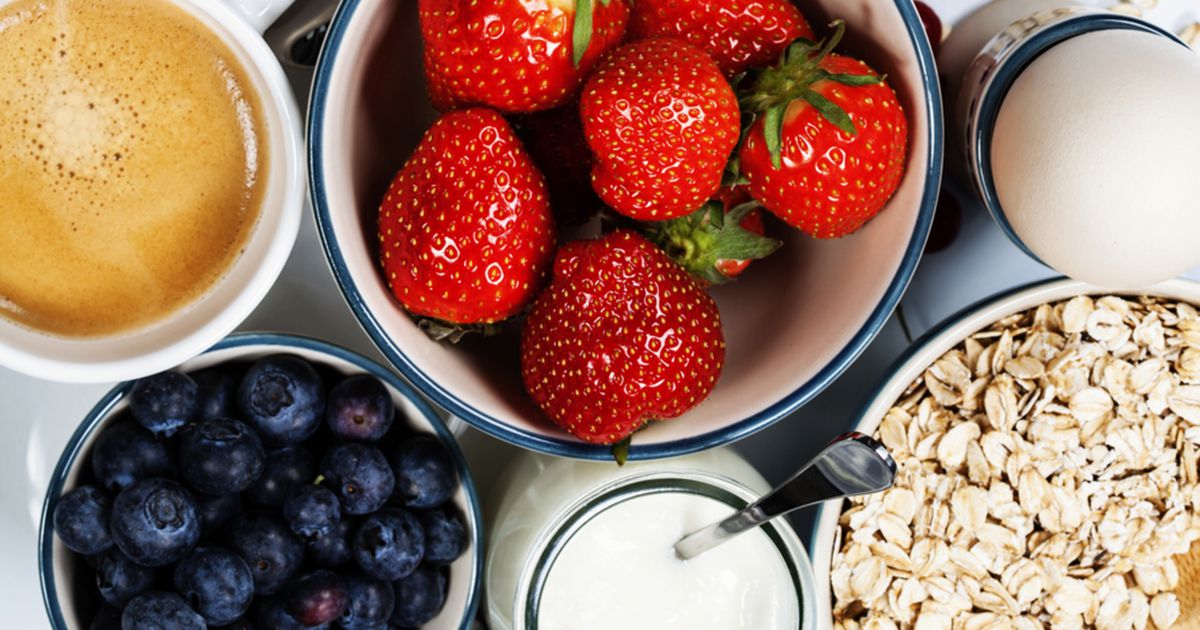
3, 0, 1198, 627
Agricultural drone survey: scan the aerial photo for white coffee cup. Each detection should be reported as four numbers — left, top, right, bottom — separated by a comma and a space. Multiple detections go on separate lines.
0, 0, 307, 384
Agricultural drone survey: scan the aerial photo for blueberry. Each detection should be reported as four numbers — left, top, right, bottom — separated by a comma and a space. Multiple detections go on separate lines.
227, 511, 305, 596
129, 371, 199, 437
121, 591, 205, 630
89, 605, 122, 630
321, 443, 395, 515
325, 375, 394, 442
247, 446, 316, 507
192, 365, 240, 421
252, 595, 322, 630
197, 492, 242, 537
307, 518, 354, 568
390, 564, 447, 627
417, 506, 468, 564
338, 572, 394, 630
173, 546, 255, 625
286, 570, 349, 626
110, 478, 200, 567
353, 508, 424, 581
179, 418, 265, 495
283, 485, 341, 539
92, 547, 156, 607
90, 421, 172, 493
238, 355, 325, 445
388, 436, 457, 509
210, 620, 255, 630
52, 485, 113, 555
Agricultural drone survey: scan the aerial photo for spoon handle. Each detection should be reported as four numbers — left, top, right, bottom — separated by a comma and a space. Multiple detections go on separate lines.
674, 432, 896, 560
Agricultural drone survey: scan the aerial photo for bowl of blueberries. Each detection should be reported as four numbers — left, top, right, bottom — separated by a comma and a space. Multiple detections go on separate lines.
38, 333, 481, 629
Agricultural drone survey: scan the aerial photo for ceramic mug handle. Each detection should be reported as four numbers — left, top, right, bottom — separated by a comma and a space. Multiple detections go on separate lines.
219, 0, 300, 34
218, 0, 339, 68
264, 0, 341, 69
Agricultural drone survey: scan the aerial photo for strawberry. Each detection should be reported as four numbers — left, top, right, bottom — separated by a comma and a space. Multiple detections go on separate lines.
521, 230, 725, 451
378, 108, 556, 338
511, 103, 604, 229
580, 38, 741, 221
915, 1, 944, 55
629, 0, 814, 77
925, 191, 962, 254
419, 0, 630, 113
738, 22, 908, 239
646, 186, 780, 285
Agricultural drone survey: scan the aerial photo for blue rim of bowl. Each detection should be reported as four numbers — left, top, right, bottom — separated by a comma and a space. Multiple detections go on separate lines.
804, 275, 1070, 549
307, 0, 943, 460
972, 13, 1183, 265
39, 332, 484, 630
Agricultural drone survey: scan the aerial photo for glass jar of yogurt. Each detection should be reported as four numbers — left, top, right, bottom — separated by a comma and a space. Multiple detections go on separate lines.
485, 449, 817, 630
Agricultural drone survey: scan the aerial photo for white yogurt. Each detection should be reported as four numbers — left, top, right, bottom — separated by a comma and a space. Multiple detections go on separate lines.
538, 491, 798, 630
484, 449, 814, 630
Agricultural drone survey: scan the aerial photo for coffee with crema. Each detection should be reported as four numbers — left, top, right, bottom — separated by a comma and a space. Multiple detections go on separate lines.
0, 0, 267, 337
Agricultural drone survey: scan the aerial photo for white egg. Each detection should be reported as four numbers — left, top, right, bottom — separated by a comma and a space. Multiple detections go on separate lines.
991, 28, 1200, 289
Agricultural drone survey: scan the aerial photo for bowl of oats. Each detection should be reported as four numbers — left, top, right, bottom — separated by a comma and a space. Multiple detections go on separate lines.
810, 277, 1200, 630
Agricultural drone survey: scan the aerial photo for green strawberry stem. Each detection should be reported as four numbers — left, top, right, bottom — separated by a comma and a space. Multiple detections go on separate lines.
721, 156, 749, 188
611, 435, 632, 466
647, 201, 781, 285
416, 318, 505, 344
738, 20, 882, 169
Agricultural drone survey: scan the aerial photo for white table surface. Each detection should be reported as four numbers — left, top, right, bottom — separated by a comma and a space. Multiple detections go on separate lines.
5, 1, 1198, 627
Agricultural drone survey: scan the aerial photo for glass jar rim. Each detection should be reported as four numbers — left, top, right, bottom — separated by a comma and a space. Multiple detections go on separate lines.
513, 469, 816, 630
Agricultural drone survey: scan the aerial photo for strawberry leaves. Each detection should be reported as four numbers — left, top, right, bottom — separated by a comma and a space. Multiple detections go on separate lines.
710, 202, 779, 261
762, 105, 784, 170
572, 0, 614, 66
819, 72, 884, 86
799, 88, 855, 136
647, 201, 780, 285
416, 318, 504, 343
738, 20, 882, 169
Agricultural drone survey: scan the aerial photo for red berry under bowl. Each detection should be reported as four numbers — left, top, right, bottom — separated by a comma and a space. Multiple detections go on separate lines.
309, 0, 943, 460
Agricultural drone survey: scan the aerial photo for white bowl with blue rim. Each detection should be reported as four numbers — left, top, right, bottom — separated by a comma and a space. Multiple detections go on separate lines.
38, 333, 482, 629
807, 276, 1200, 625
308, 0, 943, 460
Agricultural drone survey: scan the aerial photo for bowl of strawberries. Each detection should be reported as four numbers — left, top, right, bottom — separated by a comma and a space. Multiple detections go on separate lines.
309, 0, 942, 461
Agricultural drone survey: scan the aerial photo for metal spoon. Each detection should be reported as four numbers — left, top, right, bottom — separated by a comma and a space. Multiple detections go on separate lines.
674, 432, 897, 560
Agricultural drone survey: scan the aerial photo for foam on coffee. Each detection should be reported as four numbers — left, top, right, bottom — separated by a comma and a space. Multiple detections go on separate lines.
0, 0, 268, 337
